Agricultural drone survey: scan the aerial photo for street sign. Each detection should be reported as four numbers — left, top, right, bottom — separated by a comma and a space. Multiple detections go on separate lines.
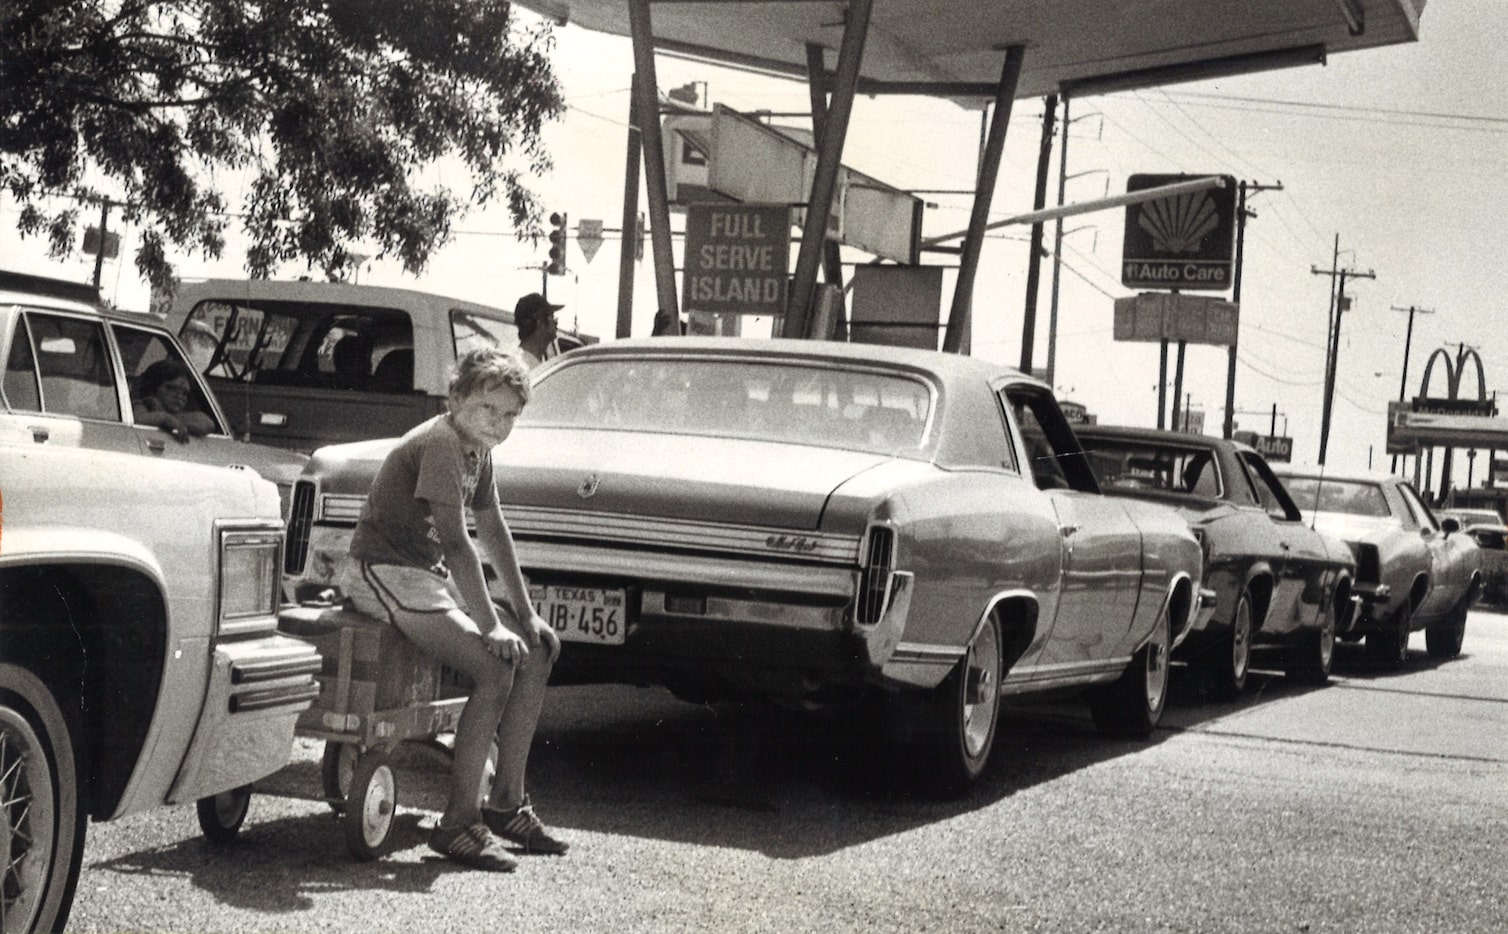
1391, 409, 1508, 447
1112, 292, 1239, 346
1252, 435, 1293, 462
83, 226, 120, 259
682, 203, 791, 316
1122, 174, 1237, 291
576, 219, 604, 263
1410, 396, 1497, 417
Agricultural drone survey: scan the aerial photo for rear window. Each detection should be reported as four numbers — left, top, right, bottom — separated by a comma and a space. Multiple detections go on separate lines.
523, 356, 934, 454
1283, 476, 1390, 518
1084, 438, 1222, 499
181, 300, 414, 392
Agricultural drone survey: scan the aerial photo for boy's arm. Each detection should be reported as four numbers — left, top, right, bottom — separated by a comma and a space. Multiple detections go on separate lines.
429, 501, 528, 662
476, 501, 561, 663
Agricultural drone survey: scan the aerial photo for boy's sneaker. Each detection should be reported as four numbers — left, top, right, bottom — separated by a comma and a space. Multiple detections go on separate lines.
483, 795, 570, 855
428, 822, 518, 872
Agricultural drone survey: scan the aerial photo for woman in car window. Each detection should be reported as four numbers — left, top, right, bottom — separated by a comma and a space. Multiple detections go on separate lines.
133, 359, 215, 443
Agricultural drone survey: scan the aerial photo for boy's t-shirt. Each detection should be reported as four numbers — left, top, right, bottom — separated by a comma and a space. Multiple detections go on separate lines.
349, 414, 498, 572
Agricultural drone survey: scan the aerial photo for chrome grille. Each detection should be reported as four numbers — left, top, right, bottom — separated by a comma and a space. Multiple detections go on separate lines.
284, 481, 316, 574
858, 526, 896, 624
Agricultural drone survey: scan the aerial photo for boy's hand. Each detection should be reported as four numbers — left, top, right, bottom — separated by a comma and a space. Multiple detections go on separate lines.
483, 625, 530, 663
521, 612, 561, 664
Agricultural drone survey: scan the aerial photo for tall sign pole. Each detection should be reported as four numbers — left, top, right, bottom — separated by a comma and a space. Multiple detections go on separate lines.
1311, 258, 1377, 465
1389, 304, 1434, 472
1221, 181, 1283, 439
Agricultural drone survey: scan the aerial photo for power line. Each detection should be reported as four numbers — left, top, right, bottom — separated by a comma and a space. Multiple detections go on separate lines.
1160, 91, 1508, 128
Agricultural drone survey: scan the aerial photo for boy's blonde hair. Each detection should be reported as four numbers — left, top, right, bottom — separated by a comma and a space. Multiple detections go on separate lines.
448, 346, 531, 403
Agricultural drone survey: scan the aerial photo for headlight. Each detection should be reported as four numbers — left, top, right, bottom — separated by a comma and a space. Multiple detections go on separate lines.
219, 527, 282, 634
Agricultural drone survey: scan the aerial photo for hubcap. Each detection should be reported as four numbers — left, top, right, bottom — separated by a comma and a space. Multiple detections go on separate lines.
360, 765, 396, 847
962, 626, 1001, 758
1232, 600, 1252, 681
1145, 615, 1170, 709
1, 710, 56, 932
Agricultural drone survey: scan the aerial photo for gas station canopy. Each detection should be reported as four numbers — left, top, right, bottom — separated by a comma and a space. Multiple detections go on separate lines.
516, 0, 1424, 100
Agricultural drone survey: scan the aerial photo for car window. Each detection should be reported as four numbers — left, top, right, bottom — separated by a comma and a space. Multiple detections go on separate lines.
452, 310, 522, 359
992, 390, 1021, 474
3, 316, 42, 410
113, 324, 225, 434
1397, 483, 1439, 532
1282, 476, 1390, 518
1005, 387, 1098, 493
184, 299, 413, 393
11, 312, 121, 421
1239, 451, 1301, 521
523, 356, 933, 455
1083, 437, 1222, 498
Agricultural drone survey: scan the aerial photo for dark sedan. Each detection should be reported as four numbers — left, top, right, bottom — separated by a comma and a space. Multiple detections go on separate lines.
1079, 427, 1356, 697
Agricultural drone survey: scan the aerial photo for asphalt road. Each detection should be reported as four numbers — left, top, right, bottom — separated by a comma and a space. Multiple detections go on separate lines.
67, 610, 1508, 933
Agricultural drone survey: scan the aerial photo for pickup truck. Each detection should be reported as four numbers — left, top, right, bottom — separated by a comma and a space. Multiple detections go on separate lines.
158, 278, 593, 454
0, 446, 322, 934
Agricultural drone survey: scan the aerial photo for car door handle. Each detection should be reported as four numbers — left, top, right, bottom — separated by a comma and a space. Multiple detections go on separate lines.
146, 438, 167, 453
28, 426, 49, 443
1280, 541, 1292, 551
1059, 524, 1079, 537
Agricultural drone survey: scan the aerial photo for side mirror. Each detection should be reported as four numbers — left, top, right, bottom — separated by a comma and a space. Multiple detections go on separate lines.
1441, 517, 1461, 534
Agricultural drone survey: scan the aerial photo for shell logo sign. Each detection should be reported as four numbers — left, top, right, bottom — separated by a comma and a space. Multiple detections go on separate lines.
1121, 174, 1237, 291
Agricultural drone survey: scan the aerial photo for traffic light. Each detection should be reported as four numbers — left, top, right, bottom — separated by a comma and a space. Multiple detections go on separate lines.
547, 211, 568, 276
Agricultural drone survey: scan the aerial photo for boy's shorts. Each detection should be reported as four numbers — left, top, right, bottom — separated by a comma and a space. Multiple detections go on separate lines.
340, 559, 467, 626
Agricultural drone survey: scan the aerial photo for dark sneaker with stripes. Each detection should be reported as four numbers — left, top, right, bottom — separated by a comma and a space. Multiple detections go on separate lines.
483, 796, 569, 855
428, 822, 518, 872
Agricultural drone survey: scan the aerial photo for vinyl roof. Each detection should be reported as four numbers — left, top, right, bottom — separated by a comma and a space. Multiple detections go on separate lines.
517, 0, 1425, 100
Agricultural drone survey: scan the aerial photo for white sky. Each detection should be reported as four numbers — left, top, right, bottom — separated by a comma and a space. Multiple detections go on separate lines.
5, 0, 1504, 491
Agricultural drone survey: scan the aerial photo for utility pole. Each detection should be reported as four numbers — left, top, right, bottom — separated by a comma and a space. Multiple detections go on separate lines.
1222, 180, 1283, 439
1019, 95, 1057, 375
1311, 250, 1376, 465
1389, 304, 1435, 472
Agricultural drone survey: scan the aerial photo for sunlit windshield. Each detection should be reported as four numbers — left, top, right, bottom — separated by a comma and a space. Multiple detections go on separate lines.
1282, 476, 1391, 518
522, 356, 933, 454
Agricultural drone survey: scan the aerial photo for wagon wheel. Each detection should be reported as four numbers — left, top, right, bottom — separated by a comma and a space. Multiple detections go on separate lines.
1090, 597, 1171, 738
343, 749, 399, 861
320, 741, 359, 814
196, 784, 252, 844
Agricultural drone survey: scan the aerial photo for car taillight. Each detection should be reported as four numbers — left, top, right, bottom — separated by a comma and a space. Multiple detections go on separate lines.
1353, 543, 1380, 583
284, 481, 316, 574
858, 526, 896, 624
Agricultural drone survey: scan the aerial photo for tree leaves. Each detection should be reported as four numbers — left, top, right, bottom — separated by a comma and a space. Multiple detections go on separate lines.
1, 0, 564, 291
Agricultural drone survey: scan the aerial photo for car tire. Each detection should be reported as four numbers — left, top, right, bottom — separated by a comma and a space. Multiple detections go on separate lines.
343, 749, 398, 861
886, 615, 1003, 797
1201, 591, 1252, 700
1090, 598, 1171, 738
1286, 597, 1337, 685
1425, 601, 1468, 659
196, 784, 252, 844
0, 667, 87, 934
1366, 603, 1411, 670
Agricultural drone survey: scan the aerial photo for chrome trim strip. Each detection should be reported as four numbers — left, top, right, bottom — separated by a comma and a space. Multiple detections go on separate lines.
507, 505, 863, 564
889, 642, 963, 664
514, 540, 859, 598
1000, 658, 1129, 694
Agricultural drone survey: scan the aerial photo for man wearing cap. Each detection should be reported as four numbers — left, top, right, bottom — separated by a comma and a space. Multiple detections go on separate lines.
513, 293, 563, 370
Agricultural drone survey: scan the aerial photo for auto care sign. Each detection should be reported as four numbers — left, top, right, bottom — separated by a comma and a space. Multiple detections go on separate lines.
1122, 174, 1237, 291
683, 203, 791, 316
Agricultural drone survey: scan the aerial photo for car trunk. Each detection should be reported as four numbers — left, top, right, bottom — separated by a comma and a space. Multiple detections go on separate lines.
496, 425, 894, 530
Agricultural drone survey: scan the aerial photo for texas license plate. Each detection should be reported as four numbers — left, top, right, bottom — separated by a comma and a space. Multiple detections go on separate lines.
529, 584, 627, 645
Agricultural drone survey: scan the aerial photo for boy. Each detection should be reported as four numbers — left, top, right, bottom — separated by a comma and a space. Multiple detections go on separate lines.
341, 346, 566, 871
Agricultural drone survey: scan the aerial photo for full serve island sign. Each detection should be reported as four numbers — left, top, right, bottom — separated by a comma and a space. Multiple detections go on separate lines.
683, 203, 792, 317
